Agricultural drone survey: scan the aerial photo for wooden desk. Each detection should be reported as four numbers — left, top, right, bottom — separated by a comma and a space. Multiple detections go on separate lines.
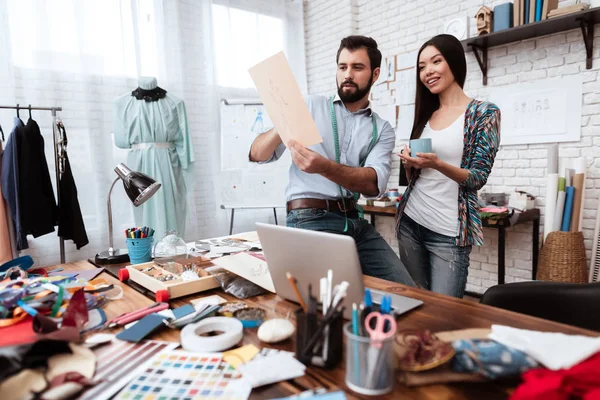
362, 206, 541, 287
62, 260, 598, 399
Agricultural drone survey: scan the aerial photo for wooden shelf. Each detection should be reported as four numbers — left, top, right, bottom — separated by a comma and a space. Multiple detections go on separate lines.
462, 7, 600, 85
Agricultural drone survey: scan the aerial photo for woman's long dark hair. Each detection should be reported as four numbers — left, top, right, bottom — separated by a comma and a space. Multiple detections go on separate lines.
410, 34, 467, 140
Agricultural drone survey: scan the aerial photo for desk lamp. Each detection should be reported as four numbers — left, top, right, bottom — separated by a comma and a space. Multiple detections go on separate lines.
95, 163, 161, 264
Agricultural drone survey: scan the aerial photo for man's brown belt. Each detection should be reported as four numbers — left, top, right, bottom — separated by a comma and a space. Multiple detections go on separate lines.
286, 198, 357, 213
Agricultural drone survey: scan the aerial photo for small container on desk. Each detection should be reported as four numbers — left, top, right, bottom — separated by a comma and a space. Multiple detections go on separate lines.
344, 322, 396, 396
126, 237, 154, 264
295, 307, 344, 369
121, 256, 220, 302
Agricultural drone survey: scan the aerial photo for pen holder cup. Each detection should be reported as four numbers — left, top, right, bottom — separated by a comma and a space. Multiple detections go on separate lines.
344, 322, 396, 396
126, 237, 154, 264
295, 309, 344, 369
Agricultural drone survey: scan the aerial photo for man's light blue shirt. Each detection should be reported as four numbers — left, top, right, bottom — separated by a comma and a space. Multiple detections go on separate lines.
259, 94, 395, 201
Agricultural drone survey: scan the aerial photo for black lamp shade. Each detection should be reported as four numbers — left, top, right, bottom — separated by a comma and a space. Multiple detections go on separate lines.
115, 163, 161, 206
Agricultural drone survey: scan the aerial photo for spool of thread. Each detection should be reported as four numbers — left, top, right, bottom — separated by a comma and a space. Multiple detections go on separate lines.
180, 317, 243, 352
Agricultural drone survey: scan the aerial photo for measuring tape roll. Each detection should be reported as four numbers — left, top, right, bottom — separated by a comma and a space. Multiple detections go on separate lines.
180, 317, 243, 352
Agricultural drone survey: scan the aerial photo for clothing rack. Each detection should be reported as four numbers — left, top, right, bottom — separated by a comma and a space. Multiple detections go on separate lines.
0, 104, 66, 263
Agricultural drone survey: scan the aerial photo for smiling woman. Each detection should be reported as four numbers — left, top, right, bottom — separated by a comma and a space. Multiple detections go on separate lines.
395, 34, 501, 299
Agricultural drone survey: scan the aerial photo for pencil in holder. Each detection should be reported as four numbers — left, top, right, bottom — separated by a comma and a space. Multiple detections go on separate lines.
343, 322, 396, 396
295, 308, 344, 369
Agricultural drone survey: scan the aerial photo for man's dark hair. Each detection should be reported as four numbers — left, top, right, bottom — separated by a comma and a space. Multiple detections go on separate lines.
336, 35, 382, 70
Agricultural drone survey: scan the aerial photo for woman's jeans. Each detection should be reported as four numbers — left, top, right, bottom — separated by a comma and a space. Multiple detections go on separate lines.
397, 214, 471, 298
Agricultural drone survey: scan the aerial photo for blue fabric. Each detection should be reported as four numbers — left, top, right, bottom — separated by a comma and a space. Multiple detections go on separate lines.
452, 339, 538, 379
286, 209, 415, 285
397, 214, 471, 298
1, 118, 27, 250
260, 94, 396, 200
113, 78, 194, 239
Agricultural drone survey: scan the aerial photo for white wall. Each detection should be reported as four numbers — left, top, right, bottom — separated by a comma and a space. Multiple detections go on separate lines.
304, 0, 600, 294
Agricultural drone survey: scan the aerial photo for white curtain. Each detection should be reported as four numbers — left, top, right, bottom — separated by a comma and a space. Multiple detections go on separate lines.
0, 0, 304, 265
0, 0, 209, 265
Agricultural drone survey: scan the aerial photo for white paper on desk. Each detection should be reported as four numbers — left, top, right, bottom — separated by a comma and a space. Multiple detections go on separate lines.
211, 252, 276, 292
489, 324, 600, 370
229, 231, 260, 242
238, 353, 305, 388
210, 245, 248, 255
248, 52, 323, 147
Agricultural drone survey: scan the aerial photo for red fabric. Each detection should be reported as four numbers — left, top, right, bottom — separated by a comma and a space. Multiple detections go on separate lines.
511, 353, 600, 400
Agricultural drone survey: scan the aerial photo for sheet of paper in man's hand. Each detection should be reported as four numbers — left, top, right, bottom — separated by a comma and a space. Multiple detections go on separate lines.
249, 51, 323, 147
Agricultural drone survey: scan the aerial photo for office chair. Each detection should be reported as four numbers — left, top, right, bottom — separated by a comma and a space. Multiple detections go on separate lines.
480, 281, 600, 332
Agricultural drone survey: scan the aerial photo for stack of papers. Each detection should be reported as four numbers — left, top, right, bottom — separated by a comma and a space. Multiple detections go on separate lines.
238, 352, 306, 388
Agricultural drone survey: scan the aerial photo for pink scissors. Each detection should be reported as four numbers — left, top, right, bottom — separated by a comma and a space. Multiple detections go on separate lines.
365, 311, 397, 346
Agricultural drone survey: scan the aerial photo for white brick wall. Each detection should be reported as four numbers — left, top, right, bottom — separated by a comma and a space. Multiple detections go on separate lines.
304, 0, 600, 294
0, 1, 231, 266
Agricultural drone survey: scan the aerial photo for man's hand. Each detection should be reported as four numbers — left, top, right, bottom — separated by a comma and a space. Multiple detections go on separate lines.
289, 139, 332, 174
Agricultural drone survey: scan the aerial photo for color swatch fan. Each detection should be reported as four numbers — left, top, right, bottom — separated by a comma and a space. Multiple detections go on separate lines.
115, 350, 251, 400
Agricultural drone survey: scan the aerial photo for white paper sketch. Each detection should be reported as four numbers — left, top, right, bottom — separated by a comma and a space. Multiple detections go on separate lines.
249, 52, 322, 146
211, 252, 276, 292
379, 56, 395, 83
378, 57, 389, 85
488, 76, 582, 145
396, 50, 418, 70
394, 69, 416, 106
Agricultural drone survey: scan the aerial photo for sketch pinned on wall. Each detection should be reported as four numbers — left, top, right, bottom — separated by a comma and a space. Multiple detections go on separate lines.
379, 56, 395, 83
488, 75, 582, 145
394, 69, 416, 106
371, 82, 386, 100
372, 104, 397, 129
396, 50, 418, 70
396, 104, 415, 140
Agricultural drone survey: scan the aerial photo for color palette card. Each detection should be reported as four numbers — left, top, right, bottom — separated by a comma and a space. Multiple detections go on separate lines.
115, 350, 251, 400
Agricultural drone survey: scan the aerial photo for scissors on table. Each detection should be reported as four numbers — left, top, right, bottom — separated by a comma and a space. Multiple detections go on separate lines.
364, 311, 397, 389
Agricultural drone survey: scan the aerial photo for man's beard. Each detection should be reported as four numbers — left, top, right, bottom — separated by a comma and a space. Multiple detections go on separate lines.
337, 74, 374, 103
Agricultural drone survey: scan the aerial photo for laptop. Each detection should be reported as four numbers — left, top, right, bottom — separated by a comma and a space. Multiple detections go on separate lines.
255, 223, 423, 319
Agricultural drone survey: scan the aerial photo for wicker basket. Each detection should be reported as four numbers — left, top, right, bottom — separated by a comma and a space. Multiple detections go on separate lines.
536, 231, 587, 283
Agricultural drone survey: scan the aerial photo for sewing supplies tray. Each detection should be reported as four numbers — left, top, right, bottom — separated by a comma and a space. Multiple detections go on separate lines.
124, 256, 220, 301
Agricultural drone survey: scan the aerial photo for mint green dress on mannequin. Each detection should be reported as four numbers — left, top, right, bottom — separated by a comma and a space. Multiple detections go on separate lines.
113, 77, 194, 238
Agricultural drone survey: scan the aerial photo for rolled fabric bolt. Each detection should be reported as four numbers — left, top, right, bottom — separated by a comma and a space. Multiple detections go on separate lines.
553, 191, 566, 232
547, 144, 558, 174
544, 173, 559, 241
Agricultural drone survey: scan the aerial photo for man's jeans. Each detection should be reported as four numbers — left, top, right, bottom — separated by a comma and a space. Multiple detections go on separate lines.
397, 214, 471, 298
286, 208, 416, 285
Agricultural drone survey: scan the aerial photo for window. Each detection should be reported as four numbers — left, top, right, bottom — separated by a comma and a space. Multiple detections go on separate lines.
212, 4, 284, 89
6, 0, 159, 77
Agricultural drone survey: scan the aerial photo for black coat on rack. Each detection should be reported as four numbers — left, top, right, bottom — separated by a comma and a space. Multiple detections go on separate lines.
18, 118, 58, 237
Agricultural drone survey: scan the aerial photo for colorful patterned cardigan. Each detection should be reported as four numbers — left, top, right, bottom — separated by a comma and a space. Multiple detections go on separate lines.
396, 100, 501, 247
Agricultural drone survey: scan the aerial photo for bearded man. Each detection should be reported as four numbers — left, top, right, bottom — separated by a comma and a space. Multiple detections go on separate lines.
249, 35, 414, 284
